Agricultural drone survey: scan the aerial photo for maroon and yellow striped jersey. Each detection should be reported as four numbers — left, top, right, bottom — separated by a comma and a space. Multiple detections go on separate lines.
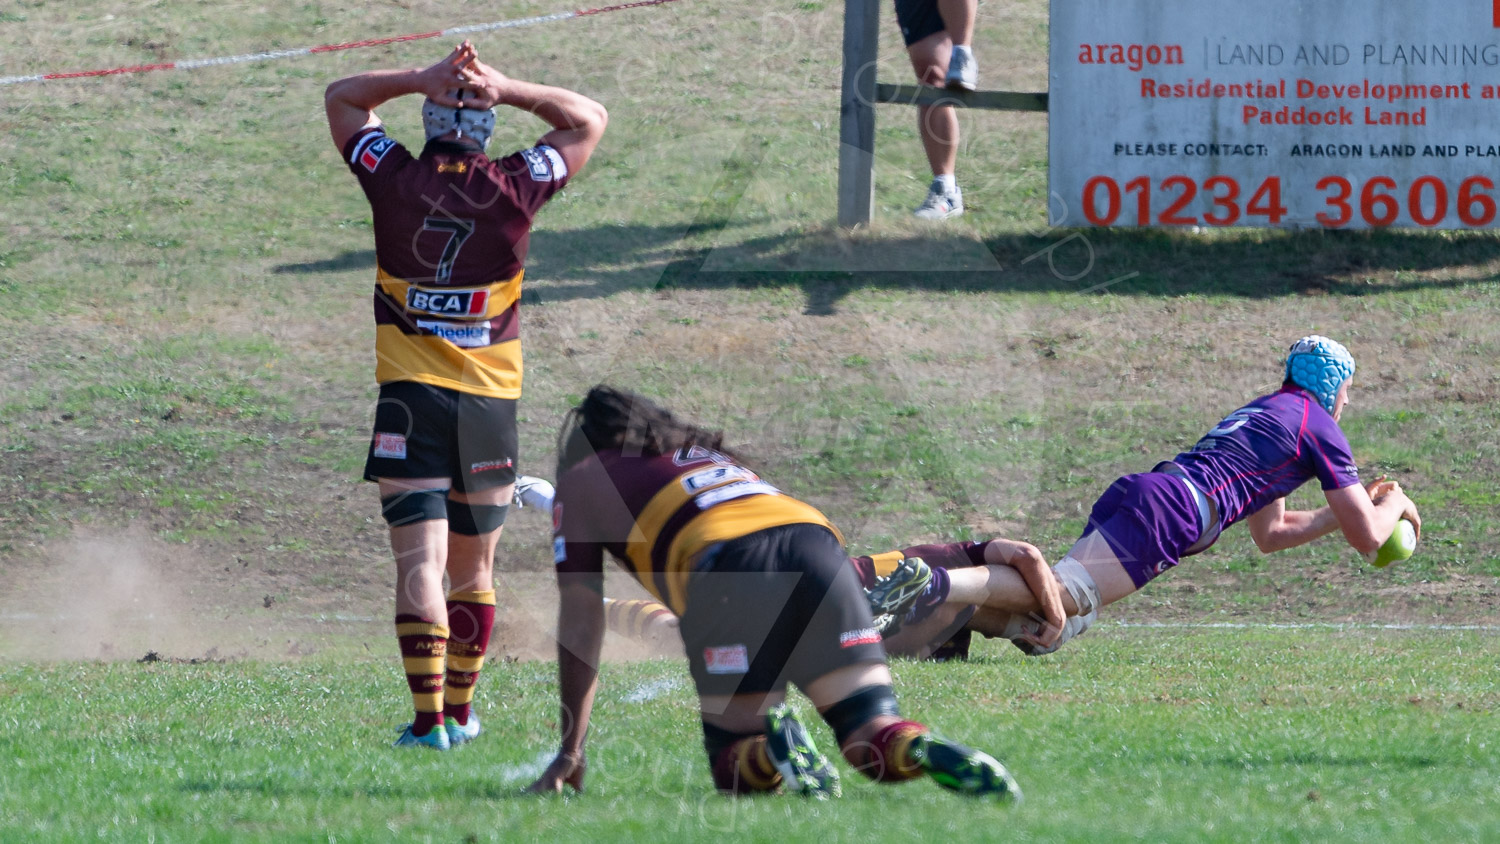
552, 446, 843, 615
341, 125, 570, 398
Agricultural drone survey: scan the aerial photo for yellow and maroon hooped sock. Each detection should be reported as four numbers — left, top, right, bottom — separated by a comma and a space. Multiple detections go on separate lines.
711, 735, 783, 794
862, 720, 928, 782
604, 597, 674, 640
395, 614, 448, 736
443, 590, 496, 726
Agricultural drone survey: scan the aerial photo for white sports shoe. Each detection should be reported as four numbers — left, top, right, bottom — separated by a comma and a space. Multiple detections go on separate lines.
514, 475, 555, 511
945, 46, 978, 92
914, 184, 964, 221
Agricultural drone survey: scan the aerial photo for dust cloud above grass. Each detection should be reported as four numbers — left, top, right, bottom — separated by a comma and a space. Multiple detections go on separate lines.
0, 527, 215, 661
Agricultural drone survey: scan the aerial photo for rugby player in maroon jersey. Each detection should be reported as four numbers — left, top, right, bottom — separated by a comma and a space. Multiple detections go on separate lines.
527, 386, 1020, 800
324, 42, 606, 749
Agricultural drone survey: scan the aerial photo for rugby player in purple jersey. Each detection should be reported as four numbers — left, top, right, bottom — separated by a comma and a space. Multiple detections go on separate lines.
880, 335, 1423, 656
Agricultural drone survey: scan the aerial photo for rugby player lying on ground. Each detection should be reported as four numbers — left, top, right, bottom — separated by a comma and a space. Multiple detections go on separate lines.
895, 335, 1422, 656
606, 337, 1423, 660
982, 335, 1423, 655
527, 386, 1020, 800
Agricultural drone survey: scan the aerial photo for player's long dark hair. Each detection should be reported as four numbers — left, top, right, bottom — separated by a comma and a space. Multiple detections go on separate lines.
556, 385, 735, 477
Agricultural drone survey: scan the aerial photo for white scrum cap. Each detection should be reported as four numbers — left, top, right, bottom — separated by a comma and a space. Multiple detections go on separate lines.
422, 90, 496, 149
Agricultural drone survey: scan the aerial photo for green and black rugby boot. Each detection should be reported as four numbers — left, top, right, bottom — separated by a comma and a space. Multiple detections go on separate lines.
866, 556, 933, 637
911, 732, 1021, 802
764, 703, 841, 799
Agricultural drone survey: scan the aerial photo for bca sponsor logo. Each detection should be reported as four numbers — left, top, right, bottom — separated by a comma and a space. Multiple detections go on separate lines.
372, 432, 406, 459
416, 319, 491, 348
406, 286, 488, 317
553, 536, 567, 564
839, 628, 881, 648
703, 644, 749, 674
359, 136, 396, 173
469, 457, 513, 475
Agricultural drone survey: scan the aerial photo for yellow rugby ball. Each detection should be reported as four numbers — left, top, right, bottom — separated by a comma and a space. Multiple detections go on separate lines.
1366, 519, 1417, 568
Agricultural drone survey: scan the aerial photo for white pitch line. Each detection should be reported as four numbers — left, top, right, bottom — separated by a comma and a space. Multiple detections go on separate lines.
497, 750, 560, 784
1110, 621, 1500, 631
622, 677, 682, 703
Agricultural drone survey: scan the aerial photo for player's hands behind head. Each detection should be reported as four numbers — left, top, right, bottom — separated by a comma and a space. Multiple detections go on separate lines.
418, 41, 479, 107
454, 57, 512, 109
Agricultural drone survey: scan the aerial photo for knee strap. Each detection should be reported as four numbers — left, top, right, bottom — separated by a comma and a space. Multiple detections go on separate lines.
380, 488, 448, 527
446, 500, 509, 536
1054, 556, 1101, 618
820, 684, 901, 747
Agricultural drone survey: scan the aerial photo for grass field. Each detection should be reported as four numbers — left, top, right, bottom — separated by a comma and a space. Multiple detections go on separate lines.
2, 629, 1497, 842
1, 0, 1498, 840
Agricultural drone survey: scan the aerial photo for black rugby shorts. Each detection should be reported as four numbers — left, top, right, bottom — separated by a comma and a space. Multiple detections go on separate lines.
679, 523, 887, 697
363, 380, 518, 493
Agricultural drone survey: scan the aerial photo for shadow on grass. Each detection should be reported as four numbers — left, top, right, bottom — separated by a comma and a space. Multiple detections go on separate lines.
274, 224, 1500, 316
272, 250, 376, 275
274, 132, 1500, 313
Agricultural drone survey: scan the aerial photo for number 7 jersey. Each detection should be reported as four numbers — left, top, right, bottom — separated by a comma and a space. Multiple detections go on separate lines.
341, 126, 570, 398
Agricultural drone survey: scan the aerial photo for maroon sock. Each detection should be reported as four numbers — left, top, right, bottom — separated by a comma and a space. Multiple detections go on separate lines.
443, 591, 496, 726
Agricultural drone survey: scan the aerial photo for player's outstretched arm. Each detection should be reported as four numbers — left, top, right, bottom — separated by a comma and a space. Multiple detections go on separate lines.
527, 575, 605, 795
323, 42, 475, 151
1254, 478, 1418, 556
1244, 496, 1343, 554
937, 542, 1070, 616
459, 59, 608, 177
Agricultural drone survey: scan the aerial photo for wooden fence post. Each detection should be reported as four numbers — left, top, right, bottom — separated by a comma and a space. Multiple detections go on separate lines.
838, 0, 879, 228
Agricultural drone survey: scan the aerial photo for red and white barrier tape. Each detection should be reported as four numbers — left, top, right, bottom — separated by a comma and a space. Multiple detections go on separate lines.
0, 0, 682, 87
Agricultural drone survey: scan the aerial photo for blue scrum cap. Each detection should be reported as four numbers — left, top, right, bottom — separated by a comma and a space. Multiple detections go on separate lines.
1284, 335, 1356, 415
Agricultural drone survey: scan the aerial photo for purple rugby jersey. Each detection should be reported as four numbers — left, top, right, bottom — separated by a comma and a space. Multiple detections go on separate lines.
1170, 386, 1361, 530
